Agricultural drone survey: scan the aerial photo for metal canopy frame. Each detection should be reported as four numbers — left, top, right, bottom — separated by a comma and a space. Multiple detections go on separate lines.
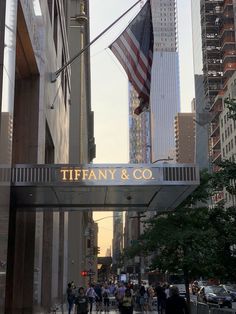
1, 163, 200, 211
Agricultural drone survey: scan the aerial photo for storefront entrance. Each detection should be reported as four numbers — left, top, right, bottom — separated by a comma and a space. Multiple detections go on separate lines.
9, 163, 199, 212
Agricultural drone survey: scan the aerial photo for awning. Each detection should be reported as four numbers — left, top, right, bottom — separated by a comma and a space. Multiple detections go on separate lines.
4, 163, 199, 211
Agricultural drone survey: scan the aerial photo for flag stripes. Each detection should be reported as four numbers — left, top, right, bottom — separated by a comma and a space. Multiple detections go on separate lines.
109, 1, 153, 114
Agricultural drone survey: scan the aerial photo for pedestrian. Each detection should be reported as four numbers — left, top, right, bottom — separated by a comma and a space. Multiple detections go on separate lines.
102, 284, 110, 312
115, 282, 126, 312
67, 282, 75, 314
94, 283, 103, 312
120, 289, 133, 314
86, 283, 98, 313
74, 287, 89, 314
166, 286, 189, 314
139, 285, 148, 313
147, 286, 155, 311
155, 283, 167, 313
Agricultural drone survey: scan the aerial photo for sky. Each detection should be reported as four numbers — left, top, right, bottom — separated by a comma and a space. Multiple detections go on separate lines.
89, 0, 195, 255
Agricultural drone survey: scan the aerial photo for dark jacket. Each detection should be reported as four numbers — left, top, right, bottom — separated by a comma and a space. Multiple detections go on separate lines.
166, 295, 189, 314
75, 295, 89, 314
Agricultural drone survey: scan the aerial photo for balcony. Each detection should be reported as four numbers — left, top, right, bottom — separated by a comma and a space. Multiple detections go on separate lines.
209, 91, 223, 112
211, 149, 221, 163
211, 121, 220, 135
223, 50, 236, 62
223, 0, 233, 12
212, 134, 221, 148
223, 62, 236, 77
223, 0, 233, 7
221, 35, 235, 48
220, 24, 234, 36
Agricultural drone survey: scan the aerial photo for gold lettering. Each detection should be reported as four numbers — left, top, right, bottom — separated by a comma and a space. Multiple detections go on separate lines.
88, 170, 97, 180
121, 169, 129, 180
108, 169, 116, 180
98, 170, 107, 180
133, 169, 142, 180
60, 169, 69, 181
74, 169, 81, 180
143, 169, 153, 180
69, 169, 73, 181
82, 169, 89, 180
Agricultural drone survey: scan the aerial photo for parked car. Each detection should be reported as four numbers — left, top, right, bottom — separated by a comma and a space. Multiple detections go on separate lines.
220, 284, 236, 302
197, 285, 232, 308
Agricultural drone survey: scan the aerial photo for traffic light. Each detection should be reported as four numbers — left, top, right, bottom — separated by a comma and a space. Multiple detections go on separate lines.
81, 270, 88, 277
93, 246, 100, 255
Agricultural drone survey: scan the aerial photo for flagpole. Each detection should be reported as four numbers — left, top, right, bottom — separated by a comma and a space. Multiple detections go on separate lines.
51, 0, 144, 82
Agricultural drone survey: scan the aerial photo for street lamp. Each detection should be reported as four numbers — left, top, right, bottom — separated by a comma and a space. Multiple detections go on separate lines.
129, 213, 146, 285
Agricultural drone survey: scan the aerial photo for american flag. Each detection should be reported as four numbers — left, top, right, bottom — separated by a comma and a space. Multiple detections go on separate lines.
109, 0, 153, 115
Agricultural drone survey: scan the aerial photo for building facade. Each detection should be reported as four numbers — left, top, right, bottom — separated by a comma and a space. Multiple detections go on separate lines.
191, 0, 211, 170
112, 212, 123, 272
0, 0, 95, 313
174, 113, 196, 164
67, 0, 96, 288
200, 0, 236, 173
150, 0, 180, 162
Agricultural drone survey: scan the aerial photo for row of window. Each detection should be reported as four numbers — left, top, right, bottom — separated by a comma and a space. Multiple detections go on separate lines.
221, 114, 236, 130
47, 0, 68, 108
222, 136, 236, 157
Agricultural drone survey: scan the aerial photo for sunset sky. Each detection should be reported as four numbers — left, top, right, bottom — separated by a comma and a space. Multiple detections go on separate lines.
89, 0, 194, 256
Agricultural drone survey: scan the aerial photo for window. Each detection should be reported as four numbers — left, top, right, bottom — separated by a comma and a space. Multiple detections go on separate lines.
53, 1, 58, 53
47, 0, 53, 23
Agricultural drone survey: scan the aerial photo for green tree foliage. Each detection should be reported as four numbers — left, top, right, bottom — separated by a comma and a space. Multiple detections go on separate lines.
211, 160, 236, 196
224, 97, 236, 120
124, 171, 236, 306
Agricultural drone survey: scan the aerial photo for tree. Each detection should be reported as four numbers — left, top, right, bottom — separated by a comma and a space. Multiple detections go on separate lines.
124, 171, 236, 309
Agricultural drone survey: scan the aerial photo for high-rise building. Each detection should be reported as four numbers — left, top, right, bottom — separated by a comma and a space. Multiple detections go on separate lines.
68, 0, 96, 288
112, 212, 123, 271
0, 0, 95, 312
150, 0, 180, 162
125, 0, 180, 280
191, 0, 211, 170
216, 72, 236, 206
174, 113, 196, 164
200, 0, 236, 172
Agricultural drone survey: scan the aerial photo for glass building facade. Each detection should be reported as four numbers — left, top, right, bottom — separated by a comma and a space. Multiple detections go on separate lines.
150, 0, 180, 162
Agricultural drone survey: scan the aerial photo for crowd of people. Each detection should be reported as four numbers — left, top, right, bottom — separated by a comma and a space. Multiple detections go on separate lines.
66, 281, 189, 314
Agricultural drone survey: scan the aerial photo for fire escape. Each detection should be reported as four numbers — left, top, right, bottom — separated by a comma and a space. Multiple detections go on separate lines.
201, 0, 236, 201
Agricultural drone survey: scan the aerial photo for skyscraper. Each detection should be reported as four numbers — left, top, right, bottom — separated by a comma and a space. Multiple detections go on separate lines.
150, 0, 180, 162
200, 0, 236, 172
191, 0, 210, 170
174, 113, 196, 164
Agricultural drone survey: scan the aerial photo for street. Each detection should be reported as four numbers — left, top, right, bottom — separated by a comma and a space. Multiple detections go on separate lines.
191, 294, 236, 309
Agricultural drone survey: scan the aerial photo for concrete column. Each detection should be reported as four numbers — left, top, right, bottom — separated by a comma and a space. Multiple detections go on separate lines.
5, 76, 39, 314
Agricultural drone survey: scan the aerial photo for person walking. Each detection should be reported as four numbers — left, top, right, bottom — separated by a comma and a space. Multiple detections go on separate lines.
155, 283, 167, 314
120, 289, 133, 314
67, 282, 75, 314
94, 283, 103, 312
139, 285, 148, 313
75, 287, 89, 314
166, 286, 189, 314
86, 283, 98, 313
102, 284, 110, 312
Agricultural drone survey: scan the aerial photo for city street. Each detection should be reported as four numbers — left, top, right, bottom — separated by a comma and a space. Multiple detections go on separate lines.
191, 294, 236, 309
